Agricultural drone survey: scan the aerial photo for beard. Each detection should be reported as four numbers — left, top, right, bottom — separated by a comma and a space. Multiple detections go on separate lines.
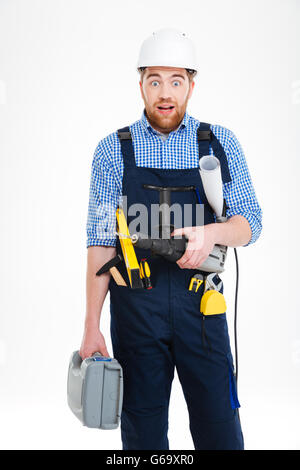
144, 96, 189, 134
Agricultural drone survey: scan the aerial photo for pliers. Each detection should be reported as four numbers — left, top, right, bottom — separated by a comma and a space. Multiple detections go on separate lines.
204, 272, 223, 293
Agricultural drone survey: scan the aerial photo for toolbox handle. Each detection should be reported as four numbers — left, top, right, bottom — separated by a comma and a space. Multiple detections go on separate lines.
92, 353, 122, 371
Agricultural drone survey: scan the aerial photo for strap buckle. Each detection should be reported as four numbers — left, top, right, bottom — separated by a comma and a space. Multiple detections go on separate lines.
197, 129, 212, 141
117, 131, 132, 140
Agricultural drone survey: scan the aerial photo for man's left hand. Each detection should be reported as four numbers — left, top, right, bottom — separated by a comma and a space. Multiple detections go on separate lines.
170, 224, 217, 270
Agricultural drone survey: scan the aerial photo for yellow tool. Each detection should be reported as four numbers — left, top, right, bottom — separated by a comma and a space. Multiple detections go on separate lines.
139, 259, 152, 289
200, 290, 227, 315
200, 273, 226, 315
188, 274, 204, 292
116, 207, 143, 289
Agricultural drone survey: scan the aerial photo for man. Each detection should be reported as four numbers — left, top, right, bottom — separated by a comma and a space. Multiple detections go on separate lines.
80, 28, 262, 450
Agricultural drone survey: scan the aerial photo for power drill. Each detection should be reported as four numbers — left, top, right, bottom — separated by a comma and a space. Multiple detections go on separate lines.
130, 183, 227, 273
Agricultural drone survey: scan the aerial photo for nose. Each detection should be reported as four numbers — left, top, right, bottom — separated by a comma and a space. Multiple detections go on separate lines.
158, 82, 173, 101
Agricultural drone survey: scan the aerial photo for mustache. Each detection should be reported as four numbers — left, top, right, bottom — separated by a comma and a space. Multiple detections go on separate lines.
156, 103, 176, 107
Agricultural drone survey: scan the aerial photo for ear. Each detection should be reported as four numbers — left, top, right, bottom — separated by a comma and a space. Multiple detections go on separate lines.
188, 80, 195, 99
139, 80, 145, 99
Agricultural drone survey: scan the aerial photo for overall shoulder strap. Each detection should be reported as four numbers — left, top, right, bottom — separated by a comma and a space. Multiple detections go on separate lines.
117, 126, 136, 168
197, 122, 232, 184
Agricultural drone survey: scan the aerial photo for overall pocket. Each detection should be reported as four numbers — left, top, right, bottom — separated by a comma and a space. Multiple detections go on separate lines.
109, 272, 156, 294
200, 312, 227, 353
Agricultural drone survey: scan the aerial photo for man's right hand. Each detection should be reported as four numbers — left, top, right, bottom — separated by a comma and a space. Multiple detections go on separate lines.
79, 327, 110, 360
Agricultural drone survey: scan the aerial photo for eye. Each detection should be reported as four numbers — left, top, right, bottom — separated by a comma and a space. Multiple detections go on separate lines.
151, 81, 159, 87
173, 80, 180, 87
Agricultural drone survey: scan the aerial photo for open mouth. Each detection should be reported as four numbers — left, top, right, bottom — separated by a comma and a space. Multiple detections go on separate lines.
157, 105, 175, 114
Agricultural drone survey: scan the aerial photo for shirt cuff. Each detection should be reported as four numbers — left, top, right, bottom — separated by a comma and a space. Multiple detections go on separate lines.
87, 237, 117, 248
226, 210, 262, 247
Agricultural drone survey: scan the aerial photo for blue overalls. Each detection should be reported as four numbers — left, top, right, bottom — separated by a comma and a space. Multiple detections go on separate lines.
108, 122, 244, 450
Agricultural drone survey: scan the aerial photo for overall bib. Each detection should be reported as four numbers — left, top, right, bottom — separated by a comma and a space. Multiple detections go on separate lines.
108, 122, 244, 450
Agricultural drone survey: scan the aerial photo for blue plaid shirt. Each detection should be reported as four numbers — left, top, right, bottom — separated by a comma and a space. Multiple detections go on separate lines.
86, 109, 262, 248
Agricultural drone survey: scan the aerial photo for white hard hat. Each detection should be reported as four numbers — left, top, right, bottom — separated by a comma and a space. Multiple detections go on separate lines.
137, 28, 198, 74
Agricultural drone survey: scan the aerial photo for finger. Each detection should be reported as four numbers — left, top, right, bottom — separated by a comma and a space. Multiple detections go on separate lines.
171, 227, 193, 238
184, 237, 199, 251
180, 250, 201, 269
171, 228, 183, 237
177, 250, 193, 267
79, 349, 90, 360
185, 250, 202, 269
176, 236, 198, 265
101, 347, 110, 358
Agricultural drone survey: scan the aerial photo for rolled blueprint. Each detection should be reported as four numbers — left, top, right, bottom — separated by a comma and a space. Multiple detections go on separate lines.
199, 155, 224, 219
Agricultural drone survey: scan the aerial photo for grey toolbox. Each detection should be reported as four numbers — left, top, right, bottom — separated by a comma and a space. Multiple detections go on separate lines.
67, 351, 123, 429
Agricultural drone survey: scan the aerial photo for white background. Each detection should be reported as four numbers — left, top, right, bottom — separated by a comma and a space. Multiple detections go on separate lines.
0, 0, 299, 450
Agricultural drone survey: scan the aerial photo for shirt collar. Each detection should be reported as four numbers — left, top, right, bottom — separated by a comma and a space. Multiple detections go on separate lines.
140, 108, 190, 136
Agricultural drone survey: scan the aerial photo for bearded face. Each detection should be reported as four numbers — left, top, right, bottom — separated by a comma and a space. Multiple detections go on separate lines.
139, 67, 194, 134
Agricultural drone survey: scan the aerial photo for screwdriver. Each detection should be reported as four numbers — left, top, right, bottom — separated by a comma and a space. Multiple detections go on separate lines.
139, 258, 152, 289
